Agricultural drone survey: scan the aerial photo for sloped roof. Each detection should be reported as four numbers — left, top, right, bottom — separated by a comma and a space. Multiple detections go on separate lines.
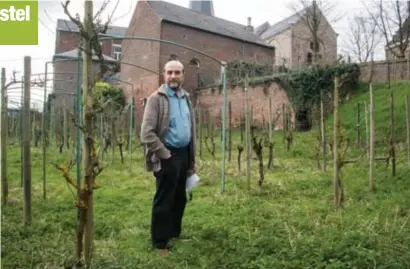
259, 9, 307, 40
56, 19, 127, 36
146, 1, 273, 48
254, 21, 271, 36
53, 48, 117, 62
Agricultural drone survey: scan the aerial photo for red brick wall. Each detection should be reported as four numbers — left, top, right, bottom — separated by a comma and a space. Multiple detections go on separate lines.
119, 0, 162, 124
56, 31, 122, 57
55, 31, 80, 54
197, 82, 293, 129
160, 22, 276, 91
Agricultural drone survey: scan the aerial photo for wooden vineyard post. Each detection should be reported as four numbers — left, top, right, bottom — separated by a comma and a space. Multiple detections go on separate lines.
364, 100, 369, 159
199, 108, 203, 159
1, 68, 8, 205
82, 1, 94, 265
268, 97, 272, 141
369, 83, 375, 192
320, 90, 326, 171
23, 56, 32, 225
357, 103, 360, 147
406, 94, 410, 168
228, 101, 232, 162
333, 75, 343, 207
244, 74, 251, 189
389, 91, 396, 177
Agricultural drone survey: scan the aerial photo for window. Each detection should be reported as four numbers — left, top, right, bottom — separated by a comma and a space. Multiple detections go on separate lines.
112, 44, 121, 61
307, 52, 312, 65
169, 54, 179, 61
189, 58, 200, 67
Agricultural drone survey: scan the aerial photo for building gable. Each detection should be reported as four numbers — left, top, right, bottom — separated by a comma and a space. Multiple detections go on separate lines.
257, 4, 337, 40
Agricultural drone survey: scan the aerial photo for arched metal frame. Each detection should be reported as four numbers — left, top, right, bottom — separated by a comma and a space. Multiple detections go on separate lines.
37, 35, 228, 195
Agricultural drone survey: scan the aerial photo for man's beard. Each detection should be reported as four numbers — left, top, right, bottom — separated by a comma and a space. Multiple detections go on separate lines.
168, 80, 181, 89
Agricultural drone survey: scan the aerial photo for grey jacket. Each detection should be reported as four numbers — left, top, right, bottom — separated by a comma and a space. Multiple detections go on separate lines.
140, 84, 196, 172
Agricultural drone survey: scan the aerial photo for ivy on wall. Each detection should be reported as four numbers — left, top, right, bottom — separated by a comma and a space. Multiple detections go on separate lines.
227, 61, 359, 109
226, 60, 361, 130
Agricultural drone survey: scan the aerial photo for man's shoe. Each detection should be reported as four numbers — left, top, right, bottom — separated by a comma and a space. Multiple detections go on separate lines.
152, 243, 173, 253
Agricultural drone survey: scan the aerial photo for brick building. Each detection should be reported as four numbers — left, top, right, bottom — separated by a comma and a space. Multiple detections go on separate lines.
52, 19, 127, 112
255, 3, 337, 69
120, 0, 276, 124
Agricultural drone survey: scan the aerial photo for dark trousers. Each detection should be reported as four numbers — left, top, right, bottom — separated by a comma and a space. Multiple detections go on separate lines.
151, 146, 189, 249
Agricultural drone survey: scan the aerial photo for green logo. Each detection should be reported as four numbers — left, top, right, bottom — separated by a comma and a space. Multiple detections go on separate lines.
0, 1, 38, 45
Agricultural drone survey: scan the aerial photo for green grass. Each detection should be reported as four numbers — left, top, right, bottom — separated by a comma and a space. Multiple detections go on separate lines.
330, 80, 410, 146
2, 81, 410, 269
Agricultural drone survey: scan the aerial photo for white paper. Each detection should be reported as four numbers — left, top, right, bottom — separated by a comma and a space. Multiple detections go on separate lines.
186, 173, 200, 191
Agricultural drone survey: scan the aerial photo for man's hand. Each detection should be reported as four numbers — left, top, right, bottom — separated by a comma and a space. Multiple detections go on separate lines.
187, 168, 196, 177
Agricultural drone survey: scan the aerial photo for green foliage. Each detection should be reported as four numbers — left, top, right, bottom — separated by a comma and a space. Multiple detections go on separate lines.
91, 81, 125, 113
284, 63, 360, 110
248, 63, 360, 111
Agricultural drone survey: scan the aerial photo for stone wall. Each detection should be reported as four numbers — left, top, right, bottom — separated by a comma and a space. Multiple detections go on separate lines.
196, 82, 293, 129
359, 59, 410, 82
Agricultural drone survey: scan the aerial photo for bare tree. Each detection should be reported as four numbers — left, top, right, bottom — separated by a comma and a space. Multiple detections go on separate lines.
343, 15, 382, 63
364, 0, 410, 60
61, 0, 120, 77
288, 0, 344, 65
53, 0, 120, 267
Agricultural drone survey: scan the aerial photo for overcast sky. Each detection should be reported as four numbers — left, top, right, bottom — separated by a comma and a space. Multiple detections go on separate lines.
1, 0, 384, 110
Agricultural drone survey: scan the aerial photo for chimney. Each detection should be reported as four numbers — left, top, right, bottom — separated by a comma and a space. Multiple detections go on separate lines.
189, 0, 214, 16
245, 17, 254, 32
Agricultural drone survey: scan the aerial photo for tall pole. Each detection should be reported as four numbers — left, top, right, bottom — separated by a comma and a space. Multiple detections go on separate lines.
41, 63, 47, 199
320, 90, 326, 171
83, 0, 94, 265
23, 56, 32, 225
220, 62, 227, 193
76, 49, 83, 220
369, 83, 375, 191
1, 68, 8, 204
244, 74, 251, 189
129, 96, 134, 172
405, 94, 410, 168
333, 76, 341, 207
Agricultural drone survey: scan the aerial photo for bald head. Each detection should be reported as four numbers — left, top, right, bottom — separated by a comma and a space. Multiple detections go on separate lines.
164, 60, 184, 72
164, 60, 184, 89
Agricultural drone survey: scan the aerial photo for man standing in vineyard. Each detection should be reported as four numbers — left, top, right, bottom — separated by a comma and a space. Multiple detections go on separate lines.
140, 60, 196, 255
